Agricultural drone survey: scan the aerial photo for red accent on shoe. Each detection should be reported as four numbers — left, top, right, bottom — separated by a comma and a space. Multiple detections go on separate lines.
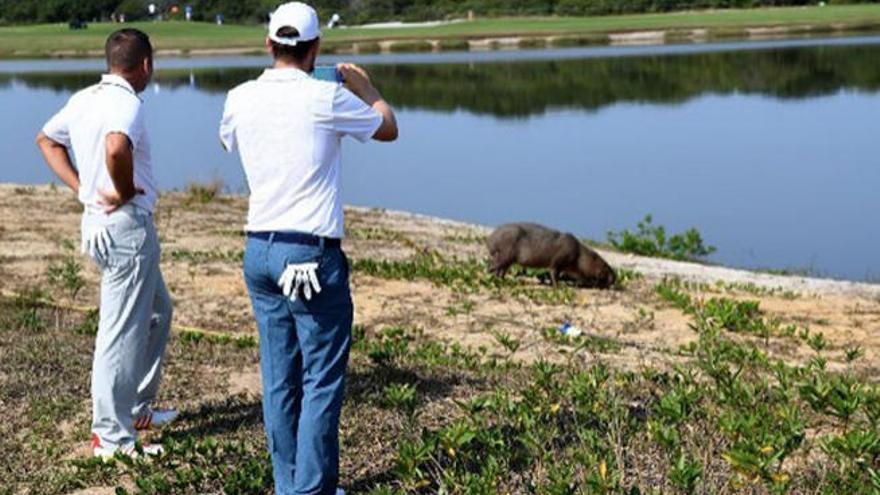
91, 433, 101, 449
134, 411, 153, 430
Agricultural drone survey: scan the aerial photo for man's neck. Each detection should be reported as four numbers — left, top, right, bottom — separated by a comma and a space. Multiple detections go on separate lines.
108, 70, 139, 90
273, 60, 309, 72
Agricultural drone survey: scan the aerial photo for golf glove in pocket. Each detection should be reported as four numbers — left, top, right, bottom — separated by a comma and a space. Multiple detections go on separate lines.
278, 262, 322, 302
82, 225, 113, 266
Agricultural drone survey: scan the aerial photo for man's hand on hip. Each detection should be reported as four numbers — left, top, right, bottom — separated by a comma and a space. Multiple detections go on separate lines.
98, 187, 145, 214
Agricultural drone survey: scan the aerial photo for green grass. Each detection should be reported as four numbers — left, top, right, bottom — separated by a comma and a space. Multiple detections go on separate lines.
352, 252, 578, 306
6, 290, 880, 494
2, 5, 880, 57
330, 4, 880, 40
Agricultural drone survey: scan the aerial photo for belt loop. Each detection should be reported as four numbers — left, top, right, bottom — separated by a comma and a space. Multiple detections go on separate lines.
319, 237, 326, 251
268, 232, 276, 244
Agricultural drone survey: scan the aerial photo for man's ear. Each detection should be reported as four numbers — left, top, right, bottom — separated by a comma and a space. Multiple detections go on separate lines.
266, 37, 273, 55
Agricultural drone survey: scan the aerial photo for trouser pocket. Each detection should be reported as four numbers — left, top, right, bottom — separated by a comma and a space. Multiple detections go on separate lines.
269, 243, 352, 315
82, 211, 151, 271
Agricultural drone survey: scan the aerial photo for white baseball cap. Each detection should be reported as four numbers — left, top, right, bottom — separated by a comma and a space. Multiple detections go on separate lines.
268, 2, 321, 46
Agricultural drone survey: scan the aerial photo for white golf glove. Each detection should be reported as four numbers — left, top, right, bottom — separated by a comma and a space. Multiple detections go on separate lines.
278, 262, 322, 302
81, 225, 113, 264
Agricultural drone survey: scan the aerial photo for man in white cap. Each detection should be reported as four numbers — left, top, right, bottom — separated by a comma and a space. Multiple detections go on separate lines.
219, 3, 397, 494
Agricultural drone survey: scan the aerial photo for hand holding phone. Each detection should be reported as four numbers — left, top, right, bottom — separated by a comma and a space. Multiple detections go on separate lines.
312, 65, 344, 83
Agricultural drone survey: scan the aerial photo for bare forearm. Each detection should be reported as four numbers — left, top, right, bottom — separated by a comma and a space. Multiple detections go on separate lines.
106, 153, 137, 201
339, 63, 399, 142
356, 87, 398, 141
36, 133, 79, 193
371, 99, 398, 142
105, 133, 138, 202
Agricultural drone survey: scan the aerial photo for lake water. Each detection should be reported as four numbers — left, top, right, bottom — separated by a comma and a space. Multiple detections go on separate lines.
1, 36, 879, 281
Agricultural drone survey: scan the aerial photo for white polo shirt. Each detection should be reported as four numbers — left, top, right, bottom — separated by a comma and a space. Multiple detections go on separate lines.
220, 68, 383, 238
42, 74, 157, 213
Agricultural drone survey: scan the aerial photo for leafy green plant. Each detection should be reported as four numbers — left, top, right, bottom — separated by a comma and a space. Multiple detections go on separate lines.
74, 309, 99, 336
613, 267, 643, 289
383, 383, 418, 416
807, 332, 828, 353
698, 297, 763, 333
367, 326, 413, 366
668, 452, 703, 493
655, 278, 694, 311
394, 437, 435, 490
15, 305, 44, 332
845, 345, 865, 363
608, 215, 716, 261
492, 330, 521, 355
184, 179, 223, 206
47, 253, 85, 301
800, 373, 865, 432
446, 297, 475, 317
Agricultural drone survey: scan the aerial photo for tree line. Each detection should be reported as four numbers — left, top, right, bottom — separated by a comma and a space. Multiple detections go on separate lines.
5, 44, 879, 117
1, 0, 878, 25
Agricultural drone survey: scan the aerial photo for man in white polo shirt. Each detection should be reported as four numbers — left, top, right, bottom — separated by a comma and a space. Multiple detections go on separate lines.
36, 29, 176, 459
219, 3, 397, 494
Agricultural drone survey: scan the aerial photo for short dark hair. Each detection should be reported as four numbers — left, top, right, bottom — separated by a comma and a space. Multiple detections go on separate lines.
270, 26, 318, 63
105, 28, 153, 72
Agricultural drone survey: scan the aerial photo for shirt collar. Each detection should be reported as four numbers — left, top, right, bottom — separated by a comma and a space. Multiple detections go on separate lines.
100, 74, 139, 98
258, 67, 311, 82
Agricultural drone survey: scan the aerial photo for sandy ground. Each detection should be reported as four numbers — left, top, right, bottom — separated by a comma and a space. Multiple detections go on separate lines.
1, 184, 879, 383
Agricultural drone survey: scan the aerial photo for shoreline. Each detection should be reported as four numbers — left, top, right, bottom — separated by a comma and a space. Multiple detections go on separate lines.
350, 206, 880, 299
2, 182, 874, 297
18, 26, 880, 60
1, 14, 879, 59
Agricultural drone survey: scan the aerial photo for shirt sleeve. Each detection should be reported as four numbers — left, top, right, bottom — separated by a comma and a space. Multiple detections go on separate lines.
331, 86, 384, 143
219, 95, 236, 153
41, 103, 72, 148
105, 98, 144, 149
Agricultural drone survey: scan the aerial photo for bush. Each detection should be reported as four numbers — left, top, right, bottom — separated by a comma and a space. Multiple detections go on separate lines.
607, 214, 716, 261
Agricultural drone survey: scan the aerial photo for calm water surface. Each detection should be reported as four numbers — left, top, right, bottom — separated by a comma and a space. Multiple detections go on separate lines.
1, 37, 878, 281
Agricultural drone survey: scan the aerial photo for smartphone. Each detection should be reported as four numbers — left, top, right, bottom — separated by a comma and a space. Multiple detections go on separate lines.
312, 65, 344, 83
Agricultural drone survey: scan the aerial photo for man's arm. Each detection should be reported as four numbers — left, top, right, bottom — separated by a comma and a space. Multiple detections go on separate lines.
35, 131, 80, 193
338, 63, 399, 142
99, 132, 143, 212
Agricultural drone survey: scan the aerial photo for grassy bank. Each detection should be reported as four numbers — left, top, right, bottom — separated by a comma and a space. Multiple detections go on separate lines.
4, 273, 880, 493
3, 184, 880, 492
1, 4, 880, 57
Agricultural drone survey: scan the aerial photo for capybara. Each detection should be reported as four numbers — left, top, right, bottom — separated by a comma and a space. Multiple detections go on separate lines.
487, 222, 616, 289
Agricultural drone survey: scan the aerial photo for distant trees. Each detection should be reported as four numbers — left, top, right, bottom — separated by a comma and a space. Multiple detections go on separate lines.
1, 0, 878, 25
8, 42, 880, 116
0, 0, 120, 23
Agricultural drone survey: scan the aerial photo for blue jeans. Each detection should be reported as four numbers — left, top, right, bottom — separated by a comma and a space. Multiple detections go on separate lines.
243, 234, 353, 495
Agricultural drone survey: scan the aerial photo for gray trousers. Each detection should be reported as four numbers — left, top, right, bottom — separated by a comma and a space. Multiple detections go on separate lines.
82, 205, 172, 448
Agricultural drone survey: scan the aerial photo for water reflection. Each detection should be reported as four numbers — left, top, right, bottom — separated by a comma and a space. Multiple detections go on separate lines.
2, 42, 879, 117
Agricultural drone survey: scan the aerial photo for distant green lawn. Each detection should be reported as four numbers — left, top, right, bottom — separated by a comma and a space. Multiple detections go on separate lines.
1, 4, 880, 57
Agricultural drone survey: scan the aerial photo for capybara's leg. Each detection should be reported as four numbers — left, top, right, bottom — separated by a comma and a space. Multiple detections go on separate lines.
489, 248, 515, 278
489, 258, 511, 278
569, 270, 594, 288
